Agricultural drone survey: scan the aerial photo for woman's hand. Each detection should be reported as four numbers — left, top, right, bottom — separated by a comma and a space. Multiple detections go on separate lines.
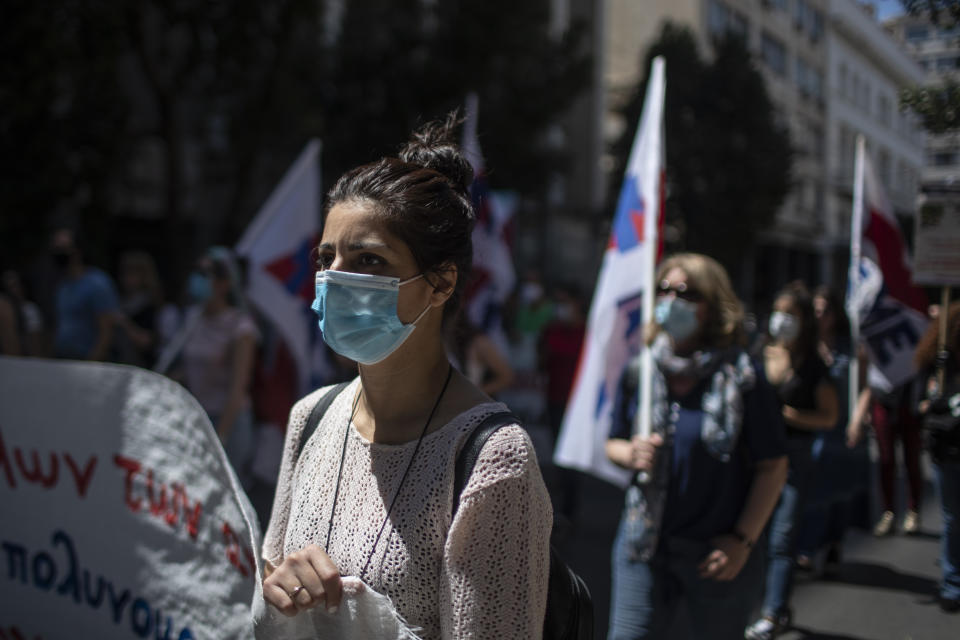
698, 534, 751, 581
606, 434, 664, 471
262, 545, 343, 617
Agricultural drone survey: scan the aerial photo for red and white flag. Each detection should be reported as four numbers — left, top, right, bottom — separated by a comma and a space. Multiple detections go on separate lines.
848, 136, 928, 394
461, 93, 516, 350
236, 140, 322, 396
554, 57, 666, 486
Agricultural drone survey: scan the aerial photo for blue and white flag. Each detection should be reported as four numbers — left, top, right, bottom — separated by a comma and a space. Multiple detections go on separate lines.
554, 58, 665, 487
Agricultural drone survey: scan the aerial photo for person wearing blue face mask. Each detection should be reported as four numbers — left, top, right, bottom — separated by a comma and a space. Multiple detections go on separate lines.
606, 253, 788, 640
746, 282, 839, 640
178, 247, 260, 488
258, 115, 552, 639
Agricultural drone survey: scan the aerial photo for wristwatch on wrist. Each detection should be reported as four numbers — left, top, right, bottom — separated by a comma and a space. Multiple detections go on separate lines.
731, 528, 754, 549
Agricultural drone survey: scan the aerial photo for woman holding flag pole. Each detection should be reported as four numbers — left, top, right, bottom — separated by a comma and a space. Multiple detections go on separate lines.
605, 253, 788, 640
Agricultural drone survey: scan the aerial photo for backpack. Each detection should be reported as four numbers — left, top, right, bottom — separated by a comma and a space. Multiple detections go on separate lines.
454, 411, 594, 640
297, 386, 594, 640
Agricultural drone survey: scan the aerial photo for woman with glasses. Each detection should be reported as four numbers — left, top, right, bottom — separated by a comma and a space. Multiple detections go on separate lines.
606, 253, 788, 640
257, 116, 551, 638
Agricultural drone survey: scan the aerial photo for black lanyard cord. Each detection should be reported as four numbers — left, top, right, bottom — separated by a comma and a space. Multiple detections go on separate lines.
325, 365, 454, 582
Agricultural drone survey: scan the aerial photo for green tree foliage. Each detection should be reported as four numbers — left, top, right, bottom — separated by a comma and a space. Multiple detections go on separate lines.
611, 24, 792, 278
903, 0, 960, 25
0, 0, 129, 264
900, 1, 960, 134
1, 0, 589, 271
321, 0, 589, 194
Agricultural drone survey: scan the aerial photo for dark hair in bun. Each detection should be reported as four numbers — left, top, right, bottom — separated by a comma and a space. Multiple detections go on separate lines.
325, 112, 476, 321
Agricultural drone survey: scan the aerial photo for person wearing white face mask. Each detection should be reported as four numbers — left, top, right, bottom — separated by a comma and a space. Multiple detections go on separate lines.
605, 253, 788, 640
257, 115, 552, 639
745, 282, 839, 640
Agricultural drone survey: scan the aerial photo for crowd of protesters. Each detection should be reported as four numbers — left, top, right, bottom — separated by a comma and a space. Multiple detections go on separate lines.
2, 216, 957, 635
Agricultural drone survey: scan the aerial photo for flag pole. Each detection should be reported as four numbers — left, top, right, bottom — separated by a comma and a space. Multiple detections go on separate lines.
638, 56, 665, 444
848, 135, 866, 425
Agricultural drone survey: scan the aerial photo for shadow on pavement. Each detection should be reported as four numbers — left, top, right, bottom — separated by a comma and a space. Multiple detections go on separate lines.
788, 625, 872, 639
826, 561, 939, 596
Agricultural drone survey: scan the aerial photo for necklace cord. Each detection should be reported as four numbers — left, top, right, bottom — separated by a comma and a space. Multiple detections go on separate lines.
326, 365, 455, 582
324, 390, 360, 550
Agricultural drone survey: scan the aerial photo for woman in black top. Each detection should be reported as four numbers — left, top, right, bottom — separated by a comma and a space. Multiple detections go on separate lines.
746, 282, 839, 640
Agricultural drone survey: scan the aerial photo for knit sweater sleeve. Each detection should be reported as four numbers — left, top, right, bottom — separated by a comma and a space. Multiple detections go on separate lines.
261, 385, 335, 567
440, 424, 552, 639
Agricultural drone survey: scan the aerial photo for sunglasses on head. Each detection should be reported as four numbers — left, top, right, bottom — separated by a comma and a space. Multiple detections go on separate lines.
656, 280, 703, 302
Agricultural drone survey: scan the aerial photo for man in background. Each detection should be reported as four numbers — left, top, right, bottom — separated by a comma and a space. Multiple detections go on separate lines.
50, 228, 119, 361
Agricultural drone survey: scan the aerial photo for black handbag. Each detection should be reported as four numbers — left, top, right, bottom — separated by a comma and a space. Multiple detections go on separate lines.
454, 412, 594, 640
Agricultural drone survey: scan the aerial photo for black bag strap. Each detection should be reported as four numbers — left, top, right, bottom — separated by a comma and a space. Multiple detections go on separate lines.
295, 381, 351, 463
452, 411, 519, 514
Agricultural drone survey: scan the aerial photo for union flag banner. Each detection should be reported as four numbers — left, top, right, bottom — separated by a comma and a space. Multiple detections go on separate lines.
554, 57, 665, 486
236, 140, 323, 396
847, 136, 928, 394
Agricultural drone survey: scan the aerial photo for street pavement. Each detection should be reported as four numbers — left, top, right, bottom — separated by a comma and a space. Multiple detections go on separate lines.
530, 425, 957, 640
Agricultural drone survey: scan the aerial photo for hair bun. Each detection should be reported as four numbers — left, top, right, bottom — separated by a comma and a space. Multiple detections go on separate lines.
399, 112, 474, 194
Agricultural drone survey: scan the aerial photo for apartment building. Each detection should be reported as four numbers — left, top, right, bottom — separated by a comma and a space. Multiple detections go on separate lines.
824, 1, 925, 281
599, 0, 923, 300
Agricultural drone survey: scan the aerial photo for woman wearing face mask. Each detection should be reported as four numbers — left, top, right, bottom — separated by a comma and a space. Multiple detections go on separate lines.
745, 282, 839, 640
179, 247, 260, 488
257, 116, 551, 639
606, 253, 788, 640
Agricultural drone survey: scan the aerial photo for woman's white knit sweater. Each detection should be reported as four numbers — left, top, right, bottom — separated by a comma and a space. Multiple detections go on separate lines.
262, 379, 552, 639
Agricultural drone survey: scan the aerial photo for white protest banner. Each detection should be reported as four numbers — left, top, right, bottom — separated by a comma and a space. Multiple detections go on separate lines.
915, 188, 960, 286
0, 356, 260, 639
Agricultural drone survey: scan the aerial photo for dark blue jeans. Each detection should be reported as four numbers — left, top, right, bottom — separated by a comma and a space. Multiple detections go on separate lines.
935, 460, 960, 601
608, 518, 764, 639
760, 437, 813, 617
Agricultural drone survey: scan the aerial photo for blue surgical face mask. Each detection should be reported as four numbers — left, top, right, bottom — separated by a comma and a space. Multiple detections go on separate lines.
188, 272, 212, 303
768, 311, 800, 342
655, 297, 699, 343
311, 269, 431, 365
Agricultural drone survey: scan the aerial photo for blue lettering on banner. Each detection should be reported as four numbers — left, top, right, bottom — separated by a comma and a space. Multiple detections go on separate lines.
0, 529, 194, 638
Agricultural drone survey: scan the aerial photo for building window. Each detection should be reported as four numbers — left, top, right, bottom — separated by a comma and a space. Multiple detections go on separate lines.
838, 63, 847, 98
708, 1, 748, 40
878, 94, 891, 126
794, 0, 807, 31
796, 57, 823, 101
763, 0, 788, 10
809, 8, 824, 42
762, 31, 788, 76
937, 56, 959, 71
930, 151, 958, 166
906, 25, 929, 42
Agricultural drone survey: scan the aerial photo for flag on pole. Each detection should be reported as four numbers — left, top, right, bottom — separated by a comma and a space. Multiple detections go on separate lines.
461, 93, 516, 350
555, 57, 666, 487
848, 136, 928, 394
236, 140, 322, 396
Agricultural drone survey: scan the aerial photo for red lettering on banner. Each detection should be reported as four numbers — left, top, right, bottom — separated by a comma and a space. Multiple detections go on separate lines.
63, 454, 97, 498
113, 455, 143, 512
0, 427, 97, 497
0, 428, 16, 488
221, 522, 255, 578
113, 455, 203, 540
146, 470, 169, 517
0, 626, 43, 640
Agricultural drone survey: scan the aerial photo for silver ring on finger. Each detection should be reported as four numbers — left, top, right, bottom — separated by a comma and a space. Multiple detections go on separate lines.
288, 585, 304, 599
